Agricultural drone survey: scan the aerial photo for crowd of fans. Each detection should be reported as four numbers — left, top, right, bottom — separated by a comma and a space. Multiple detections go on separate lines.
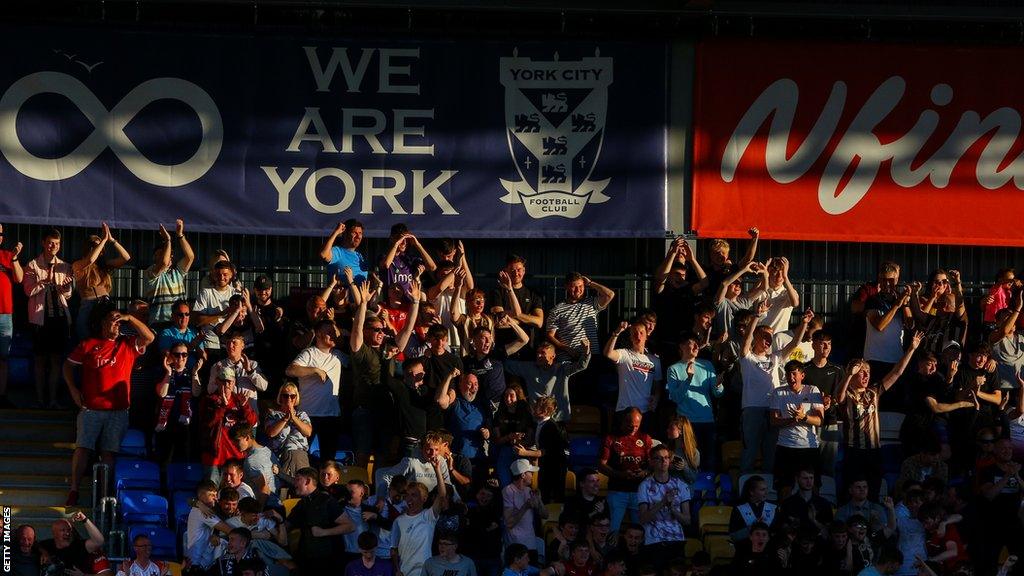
1, 220, 1023, 576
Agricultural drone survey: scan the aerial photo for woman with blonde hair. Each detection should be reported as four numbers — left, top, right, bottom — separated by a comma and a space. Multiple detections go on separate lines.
71, 222, 130, 339
264, 382, 313, 487
665, 414, 701, 484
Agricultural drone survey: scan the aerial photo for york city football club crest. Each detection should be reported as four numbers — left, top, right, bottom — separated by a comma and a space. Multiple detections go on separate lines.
499, 49, 612, 219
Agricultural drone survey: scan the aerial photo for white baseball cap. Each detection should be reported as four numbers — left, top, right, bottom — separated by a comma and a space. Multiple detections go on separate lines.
510, 459, 539, 476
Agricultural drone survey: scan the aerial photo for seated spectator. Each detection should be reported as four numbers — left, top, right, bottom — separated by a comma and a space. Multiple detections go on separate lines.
230, 425, 279, 507
729, 475, 778, 543
510, 396, 569, 502
860, 545, 904, 576
836, 477, 888, 535
822, 520, 851, 575
11, 525, 39, 576
546, 512, 581, 565
835, 333, 922, 498
666, 333, 722, 470
897, 437, 948, 490
605, 320, 663, 425
154, 342, 202, 464
729, 521, 780, 575
116, 535, 167, 576
563, 469, 608, 524
185, 481, 234, 572
788, 527, 823, 571
200, 367, 258, 481
264, 382, 312, 488
780, 468, 833, 538
637, 444, 691, 571
319, 460, 351, 503
39, 512, 109, 576
501, 544, 531, 576
615, 522, 645, 576
424, 532, 477, 576
540, 541, 599, 576
393, 472, 450, 576
502, 459, 547, 563
919, 502, 968, 574
344, 532, 393, 576
583, 514, 614, 565
287, 467, 355, 574
214, 527, 263, 576
600, 408, 656, 533
145, 219, 194, 327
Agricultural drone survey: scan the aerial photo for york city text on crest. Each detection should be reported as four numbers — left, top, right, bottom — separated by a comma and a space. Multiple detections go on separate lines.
499, 49, 612, 219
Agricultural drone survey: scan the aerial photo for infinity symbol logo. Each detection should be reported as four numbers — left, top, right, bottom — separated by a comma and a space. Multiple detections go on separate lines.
0, 71, 223, 187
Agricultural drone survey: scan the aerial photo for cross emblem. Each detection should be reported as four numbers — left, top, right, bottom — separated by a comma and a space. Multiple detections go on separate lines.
523, 156, 533, 169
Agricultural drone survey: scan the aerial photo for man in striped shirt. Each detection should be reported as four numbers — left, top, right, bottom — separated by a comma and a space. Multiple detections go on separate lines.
546, 272, 615, 362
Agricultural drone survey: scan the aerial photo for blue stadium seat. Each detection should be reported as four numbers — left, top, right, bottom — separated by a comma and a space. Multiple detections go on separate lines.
121, 491, 169, 526
116, 460, 161, 493
128, 525, 178, 560
693, 471, 717, 501
880, 444, 902, 475
309, 435, 355, 463
120, 429, 147, 458
166, 463, 204, 494
718, 473, 734, 503
172, 491, 193, 528
568, 436, 602, 470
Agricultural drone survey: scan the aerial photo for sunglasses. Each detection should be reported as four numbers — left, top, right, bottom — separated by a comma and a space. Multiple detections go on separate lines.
282, 394, 297, 399
411, 372, 426, 381
170, 352, 189, 358
366, 327, 383, 333
175, 312, 191, 317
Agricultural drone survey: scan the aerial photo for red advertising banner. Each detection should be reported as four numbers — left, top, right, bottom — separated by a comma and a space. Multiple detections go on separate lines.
693, 40, 1024, 246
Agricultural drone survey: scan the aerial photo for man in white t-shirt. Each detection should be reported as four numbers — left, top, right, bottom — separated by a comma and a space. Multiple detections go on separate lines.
285, 320, 344, 462
738, 308, 813, 474
770, 360, 824, 498
393, 457, 449, 576
637, 444, 691, 572
185, 481, 233, 571
117, 535, 168, 576
605, 321, 663, 425
751, 257, 799, 333
193, 260, 241, 356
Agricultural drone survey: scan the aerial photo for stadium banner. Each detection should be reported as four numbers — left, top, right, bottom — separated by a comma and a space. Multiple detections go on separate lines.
693, 40, 1024, 247
0, 27, 668, 238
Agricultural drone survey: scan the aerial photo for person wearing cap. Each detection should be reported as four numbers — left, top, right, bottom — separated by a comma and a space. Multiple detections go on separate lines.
200, 364, 257, 481
250, 275, 288, 384
502, 458, 547, 564
145, 218, 195, 327
321, 219, 369, 285
63, 307, 155, 505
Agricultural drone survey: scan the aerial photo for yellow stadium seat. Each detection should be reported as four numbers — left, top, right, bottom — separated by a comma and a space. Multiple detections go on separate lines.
283, 498, 300, 517
685, 539, 704, 558
597, 473, 609, 496
698, 505, 732, 536
166, 562, 182, 576
567, 405, 602, 436
721, 441, 742, 470
704, 534, 735, 565
564, 470, 577, 497
546, 502, 563, 521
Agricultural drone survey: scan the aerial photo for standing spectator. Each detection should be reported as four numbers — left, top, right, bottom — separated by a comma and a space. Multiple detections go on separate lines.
250, 275, 288, 386
910, 271, 967, 357
728, 476, 778, 543
208, 332, 269, 416
185, 481, 234, 572
145, 219, 195, 327
503, 459, 547, 563
864, 280, 913, 412
738, 309, 813, 474
665, 333, 722, 468
751, 257, 799, 334
424, 533, 477, 576
850, 261, 901, 358
193, 260, 241, 364
264, 382, 313, 487
321, 219, 369, 284
345, 532, 393, 576
834, 333, 922, 499
510, 396, 569, 503
214, 292, 266, 353
704, 229, 760, 302
376, 431, 459, 500
989, 291, 1024, 401
944, 341, 1003, 475
230, 424, 279, 507
389, 359, 456, 455
599, 408, 656, 532
286, 320, 345, 464
663, 415, 701, 484
859, 545, 904, 576
0, 223, 23, 408
975, 438, 1023, 575
214, 528, 263, 576
637, 444, 691, 571
547, 272, 615, 362
39, 512, 109, 576
117, 535, 168, 576
711, 261, 762, 342
982, 267, 1019, 333
491, 255, 546, 361
287, 467, 356, 574
501, 544, 531, 576
380, 223, 436, 296
505, 338, 588, 424
803, 331, 845, 478
491, 383, 535, 487
154, 343, 202, 463
63, 308, 155, 505
652, 238, 708, 362
462, 312, 528, 411
836, 477, 889, 534
393, 465, 450, 576
540, 541, 599, 576
892, 489, 927, 576
606, 321, 663, 426
350, 280, 419, 466
464, 483, 503, 576
24, 228, 73, 409
770, 360, 824, 497
563, 469, 608, 523
72, 222, 131, 339
199, 366, 258, 481
157, 300, 204, 357
447, 371, 492, 470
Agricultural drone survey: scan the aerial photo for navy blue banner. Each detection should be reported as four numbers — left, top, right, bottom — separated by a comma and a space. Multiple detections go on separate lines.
0, 28, 668, 238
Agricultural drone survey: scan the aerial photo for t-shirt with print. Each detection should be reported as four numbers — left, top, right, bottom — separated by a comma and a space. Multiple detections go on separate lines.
193, 286, 238, 350
977, 462, 1023, 516
614, 349, 663, 412
393, 508, 439, 576
145, 265, 186, 324
600, 431, 655, 493
769, 384, 823, 448
291, 346, 343, 417
637, 475, 691, 544
66, 335, 145, 410
264, 409, 311, 453
738, 351, 782, 409
757, 286, 794, 333
117, 559, 165, 576
380, 252, 423, 296
423, 555, 477, 576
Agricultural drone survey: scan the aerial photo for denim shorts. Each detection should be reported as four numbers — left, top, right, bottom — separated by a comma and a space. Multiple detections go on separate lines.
76, 408, 129, 453
0, 314, 12, 359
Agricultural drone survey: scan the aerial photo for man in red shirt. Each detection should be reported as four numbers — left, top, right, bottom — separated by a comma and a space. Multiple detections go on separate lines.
598, 408, 655, 533
63, 308, 155, 505
200, 366, 257, 482
0, 223, 24, 408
